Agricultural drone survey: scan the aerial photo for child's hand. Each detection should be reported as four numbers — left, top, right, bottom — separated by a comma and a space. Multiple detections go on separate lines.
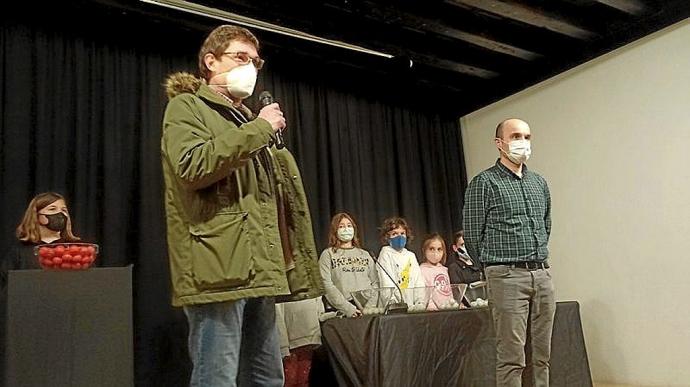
352, 309, 363, 318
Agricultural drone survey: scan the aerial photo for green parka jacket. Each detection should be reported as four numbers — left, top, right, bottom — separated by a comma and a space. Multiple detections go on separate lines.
161, 72, 322, 307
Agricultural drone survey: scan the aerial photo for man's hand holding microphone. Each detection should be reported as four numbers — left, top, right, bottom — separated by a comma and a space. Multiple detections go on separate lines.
258, 91, 286, 149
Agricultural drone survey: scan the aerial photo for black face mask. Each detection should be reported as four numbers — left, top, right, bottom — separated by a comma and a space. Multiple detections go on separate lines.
40, 212, 68, 232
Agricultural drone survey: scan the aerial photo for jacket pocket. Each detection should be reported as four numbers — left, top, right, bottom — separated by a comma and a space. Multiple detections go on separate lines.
188, 211, 254, 291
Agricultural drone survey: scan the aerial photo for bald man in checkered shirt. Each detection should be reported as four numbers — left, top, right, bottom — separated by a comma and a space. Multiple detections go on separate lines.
463, 118, 556, 387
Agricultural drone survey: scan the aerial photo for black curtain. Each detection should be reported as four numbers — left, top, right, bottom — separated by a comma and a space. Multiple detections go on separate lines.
1, 8, 467, 386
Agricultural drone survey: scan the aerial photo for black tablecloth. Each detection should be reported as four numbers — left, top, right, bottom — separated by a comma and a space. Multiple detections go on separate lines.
4, 267, 133, 387
321, 301, 592, 387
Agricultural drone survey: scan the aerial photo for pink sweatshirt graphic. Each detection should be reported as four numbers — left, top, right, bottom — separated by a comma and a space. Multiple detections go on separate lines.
420, 263, 453, 310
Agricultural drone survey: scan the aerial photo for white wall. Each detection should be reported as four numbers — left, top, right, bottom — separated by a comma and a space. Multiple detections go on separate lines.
460, 19, 690, 386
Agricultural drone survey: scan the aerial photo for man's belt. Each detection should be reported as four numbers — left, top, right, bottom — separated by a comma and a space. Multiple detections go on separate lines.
484, 261, 549, 270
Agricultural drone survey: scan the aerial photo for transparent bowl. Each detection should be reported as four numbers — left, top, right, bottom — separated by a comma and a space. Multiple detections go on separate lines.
429, 283, 467, 311
34, 242, 99, 271
351, 287, 395, 315
464, 281, 489, 308
399, 286, 433, 313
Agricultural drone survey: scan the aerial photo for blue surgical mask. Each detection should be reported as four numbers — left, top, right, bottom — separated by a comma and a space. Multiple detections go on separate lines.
389, 235, 407, 251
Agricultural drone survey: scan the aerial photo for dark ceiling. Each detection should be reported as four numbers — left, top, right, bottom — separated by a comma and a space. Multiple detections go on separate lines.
15, 0, 690, 116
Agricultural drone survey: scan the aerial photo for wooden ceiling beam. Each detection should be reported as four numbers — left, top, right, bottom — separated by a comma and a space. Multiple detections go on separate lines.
311, 3, 509, 78
190, 0, 503, 79
593, 0, 646, 14
446, 0, 597, 39
358, 1, 541, 60
410, 54, 500, 79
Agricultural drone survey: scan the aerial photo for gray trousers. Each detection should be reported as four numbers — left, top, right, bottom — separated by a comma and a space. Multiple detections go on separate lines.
485, 265, 556, 387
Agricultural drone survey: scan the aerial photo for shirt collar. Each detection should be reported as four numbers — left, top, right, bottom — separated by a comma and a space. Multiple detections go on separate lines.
197, 83, 235, 107
197, 83, 254, 121
495, 158, 529, 179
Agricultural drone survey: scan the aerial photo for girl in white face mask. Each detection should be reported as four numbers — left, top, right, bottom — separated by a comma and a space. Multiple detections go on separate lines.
419, 234, 456, 311
318, 213, 379, 318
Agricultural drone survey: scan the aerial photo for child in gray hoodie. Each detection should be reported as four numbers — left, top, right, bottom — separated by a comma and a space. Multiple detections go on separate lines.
318, 212, 378, 317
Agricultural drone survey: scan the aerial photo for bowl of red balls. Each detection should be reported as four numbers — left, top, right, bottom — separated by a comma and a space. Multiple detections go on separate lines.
34, 242, 98, 270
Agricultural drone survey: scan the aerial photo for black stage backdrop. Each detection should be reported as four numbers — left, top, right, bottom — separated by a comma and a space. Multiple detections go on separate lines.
0, 8, 467, 386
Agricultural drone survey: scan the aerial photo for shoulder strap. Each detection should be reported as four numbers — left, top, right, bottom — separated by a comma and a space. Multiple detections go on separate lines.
201, 97, 251, 127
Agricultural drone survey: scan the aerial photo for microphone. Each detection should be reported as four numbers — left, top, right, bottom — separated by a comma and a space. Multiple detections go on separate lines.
367, 250, 408, 314
258, 91, 285, 150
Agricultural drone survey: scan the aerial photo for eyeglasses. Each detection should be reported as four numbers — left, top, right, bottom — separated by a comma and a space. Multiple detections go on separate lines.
222, 51, 264, 70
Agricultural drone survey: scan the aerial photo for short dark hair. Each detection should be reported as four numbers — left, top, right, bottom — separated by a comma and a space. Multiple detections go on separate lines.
495, 119, 509, 139
452, 230, 464, 245
198, 25, 260, 80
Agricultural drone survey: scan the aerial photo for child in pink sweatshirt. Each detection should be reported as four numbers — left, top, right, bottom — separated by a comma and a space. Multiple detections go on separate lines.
419, 233, 458, 311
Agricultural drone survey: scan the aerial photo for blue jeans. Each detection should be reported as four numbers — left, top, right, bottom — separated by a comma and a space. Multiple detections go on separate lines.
183, 297, 284, 387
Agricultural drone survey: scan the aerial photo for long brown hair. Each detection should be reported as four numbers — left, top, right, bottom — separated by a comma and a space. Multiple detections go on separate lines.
16, 192, 80, 243
421, 233, 447, 265
328, 212, 361, 252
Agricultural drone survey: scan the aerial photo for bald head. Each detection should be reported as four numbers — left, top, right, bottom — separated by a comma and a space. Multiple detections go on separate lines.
495, 118, 530, 141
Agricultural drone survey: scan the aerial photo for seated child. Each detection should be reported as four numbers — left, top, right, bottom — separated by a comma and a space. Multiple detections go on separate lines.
376, 217, 425, 308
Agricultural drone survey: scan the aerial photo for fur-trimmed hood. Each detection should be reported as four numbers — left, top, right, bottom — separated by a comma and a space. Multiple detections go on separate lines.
163, 71, 254, 119
164, 72, 202, 100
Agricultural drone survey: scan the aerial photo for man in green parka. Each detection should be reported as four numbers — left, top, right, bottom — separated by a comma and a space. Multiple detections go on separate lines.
161, 25, 322, 387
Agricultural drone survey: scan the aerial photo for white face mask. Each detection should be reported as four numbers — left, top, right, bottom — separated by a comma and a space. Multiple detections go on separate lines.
426, 252, 443, 265
219, 63, 257, 99
337, 226, 355, 243
500, 139, 531, 164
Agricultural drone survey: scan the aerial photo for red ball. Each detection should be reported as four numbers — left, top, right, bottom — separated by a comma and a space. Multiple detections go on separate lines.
68, 245, 80, 255
61, 263, 72, 269
54, 246, 66, 257
39, 247, 50, 258
73, 263, 82, 269
42, 259, 54, 266
62, 254, 73, 263
73, 255, 82, 264
86, 246, 96, 255
52, 257, 63, 265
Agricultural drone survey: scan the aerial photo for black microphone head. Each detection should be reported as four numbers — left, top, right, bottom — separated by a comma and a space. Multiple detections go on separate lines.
259, 91, 273, 106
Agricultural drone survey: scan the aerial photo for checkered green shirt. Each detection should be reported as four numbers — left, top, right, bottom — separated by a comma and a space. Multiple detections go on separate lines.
462, 160, 551, 264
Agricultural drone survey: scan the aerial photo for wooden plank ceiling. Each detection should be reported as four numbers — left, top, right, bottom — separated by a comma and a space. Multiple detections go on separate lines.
166, 0, 690, 115
30, 0, 690, 115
